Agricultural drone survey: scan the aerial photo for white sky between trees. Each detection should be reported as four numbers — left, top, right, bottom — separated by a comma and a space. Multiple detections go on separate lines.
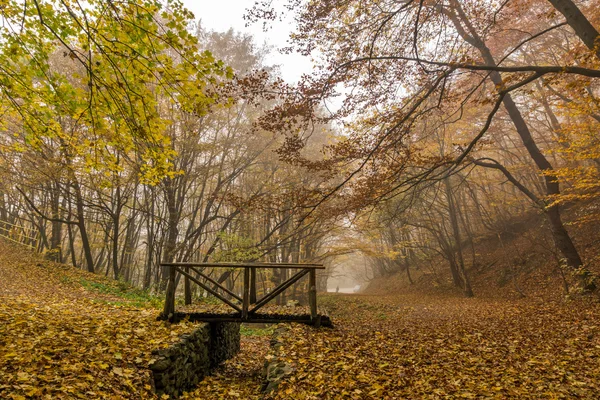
182, 0, 313, 84
182, 2, 356, 290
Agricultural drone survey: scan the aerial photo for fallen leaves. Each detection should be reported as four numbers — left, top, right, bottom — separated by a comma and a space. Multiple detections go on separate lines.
268, 294, 600, 399
0, 242, 200, 399
180, 335, 270, 400
3, 239, 600, 399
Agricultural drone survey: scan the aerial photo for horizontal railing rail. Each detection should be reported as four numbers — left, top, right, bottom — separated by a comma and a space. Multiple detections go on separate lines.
160, 262, 324, 326
160, 262, 325, 269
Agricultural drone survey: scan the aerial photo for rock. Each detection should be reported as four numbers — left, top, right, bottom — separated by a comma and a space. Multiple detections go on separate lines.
262, 325, 294, 393
149, 357, 170, 372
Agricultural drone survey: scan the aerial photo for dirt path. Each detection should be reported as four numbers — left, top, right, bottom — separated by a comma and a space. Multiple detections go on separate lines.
266, 293, 600, 399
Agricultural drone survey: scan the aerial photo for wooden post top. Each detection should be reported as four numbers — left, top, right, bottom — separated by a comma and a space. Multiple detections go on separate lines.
160, 262, 325, 270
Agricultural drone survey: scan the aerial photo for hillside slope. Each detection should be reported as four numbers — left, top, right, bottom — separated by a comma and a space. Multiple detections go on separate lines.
0, 240, 201, 399
0, 240, 273, 400
366, 206, 600, 300
3, 239, 600, 399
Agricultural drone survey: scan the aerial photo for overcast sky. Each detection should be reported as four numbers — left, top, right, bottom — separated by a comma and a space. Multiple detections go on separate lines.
181, 1, 312, 83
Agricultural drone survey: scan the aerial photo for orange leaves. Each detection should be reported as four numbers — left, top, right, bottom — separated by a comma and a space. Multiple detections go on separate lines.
4, 240, 600, 399
264, 294, 600, 399
0, 241, 200, 399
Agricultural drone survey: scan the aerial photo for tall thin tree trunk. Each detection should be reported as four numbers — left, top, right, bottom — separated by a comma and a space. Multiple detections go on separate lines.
546, 0, 600, 60
444, 178, 474, 297
161, 180, 179, 290
143, 189, 155, 290
67, 222, 77, 268
111, 186, 122, 280
448, 1, 592, 290
73, 181, 94, 273
48, 182, 62, 262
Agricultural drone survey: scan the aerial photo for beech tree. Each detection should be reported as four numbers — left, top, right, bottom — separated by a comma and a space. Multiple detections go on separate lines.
249, 0, 600, 293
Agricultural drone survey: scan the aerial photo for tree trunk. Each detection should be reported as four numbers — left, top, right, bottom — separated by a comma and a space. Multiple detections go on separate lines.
448, 1, 592, 290
444, 178, 474, 297
0, 192, 7, 235
47, 182, 62, 262
546, 0, 600, 60
73, 181, 94, 273
112, 215, 120, 279
67, 221, 78, 268
143, 188, 156, 290
161, 180, 179, 290
111, 186, 122, 280
184, 277, 192, 305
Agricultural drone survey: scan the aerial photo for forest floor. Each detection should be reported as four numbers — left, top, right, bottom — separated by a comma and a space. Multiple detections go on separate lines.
267, 294, 600, 399
3, 241, 600, 399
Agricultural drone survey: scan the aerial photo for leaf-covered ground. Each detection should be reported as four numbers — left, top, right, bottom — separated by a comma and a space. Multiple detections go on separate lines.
0, 241, 271, 400
270, 294, 600, 399
0, 242, 203, 399
3, 240, 600, 399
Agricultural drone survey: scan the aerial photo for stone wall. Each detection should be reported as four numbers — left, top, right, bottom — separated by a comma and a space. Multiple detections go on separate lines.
263, 325, 294, 393
149, 322, 240, 398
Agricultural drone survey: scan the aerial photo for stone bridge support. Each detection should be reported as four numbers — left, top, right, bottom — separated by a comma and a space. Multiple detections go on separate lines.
148, 322, 240, 397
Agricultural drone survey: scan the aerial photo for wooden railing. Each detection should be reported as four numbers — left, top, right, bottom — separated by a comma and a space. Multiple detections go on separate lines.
160, 262, 325, 326
0, 220, 39, 249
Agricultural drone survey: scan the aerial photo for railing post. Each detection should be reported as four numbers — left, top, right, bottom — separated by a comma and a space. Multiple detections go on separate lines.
162, 266, 177, 320
184, 273, 192, 305
250, 267, 257, 304
242, 267, 250, 319
309, 269, 320, 327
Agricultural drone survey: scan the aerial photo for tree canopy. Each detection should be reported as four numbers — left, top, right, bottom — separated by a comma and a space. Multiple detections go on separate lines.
0, 0, 232, 183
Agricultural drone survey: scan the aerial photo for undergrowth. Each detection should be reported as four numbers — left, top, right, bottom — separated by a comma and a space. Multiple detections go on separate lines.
240, 324, 276, 337
79, 278, 163, 308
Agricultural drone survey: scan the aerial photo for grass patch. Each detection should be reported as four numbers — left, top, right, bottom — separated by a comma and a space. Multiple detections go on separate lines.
59, 274, 75, 285
240, 323, 277, 336
176, 294, 225, 306
79, 278, 162, 308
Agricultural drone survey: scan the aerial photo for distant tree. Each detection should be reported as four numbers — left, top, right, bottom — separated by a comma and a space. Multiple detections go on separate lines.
248, 0, 600, 293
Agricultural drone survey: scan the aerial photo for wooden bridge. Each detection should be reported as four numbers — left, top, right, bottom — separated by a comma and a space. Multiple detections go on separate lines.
160, 262, 331, 327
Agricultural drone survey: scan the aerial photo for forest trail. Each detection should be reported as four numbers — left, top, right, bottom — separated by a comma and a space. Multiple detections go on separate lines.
3, 241, 600, 399
267, 293, 600, 399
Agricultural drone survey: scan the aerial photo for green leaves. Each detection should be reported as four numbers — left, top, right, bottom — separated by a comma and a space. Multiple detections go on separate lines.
0, 0, 231, 183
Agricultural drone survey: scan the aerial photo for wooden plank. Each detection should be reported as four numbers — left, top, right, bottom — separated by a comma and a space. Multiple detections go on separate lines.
160, 262, 325, 269
242, 267, 250, 319
171, 314, 332, 327
249, 269, 309, 314
176, 267, 242, 313
250, 267, 257, 304
187, 266, 243, 302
